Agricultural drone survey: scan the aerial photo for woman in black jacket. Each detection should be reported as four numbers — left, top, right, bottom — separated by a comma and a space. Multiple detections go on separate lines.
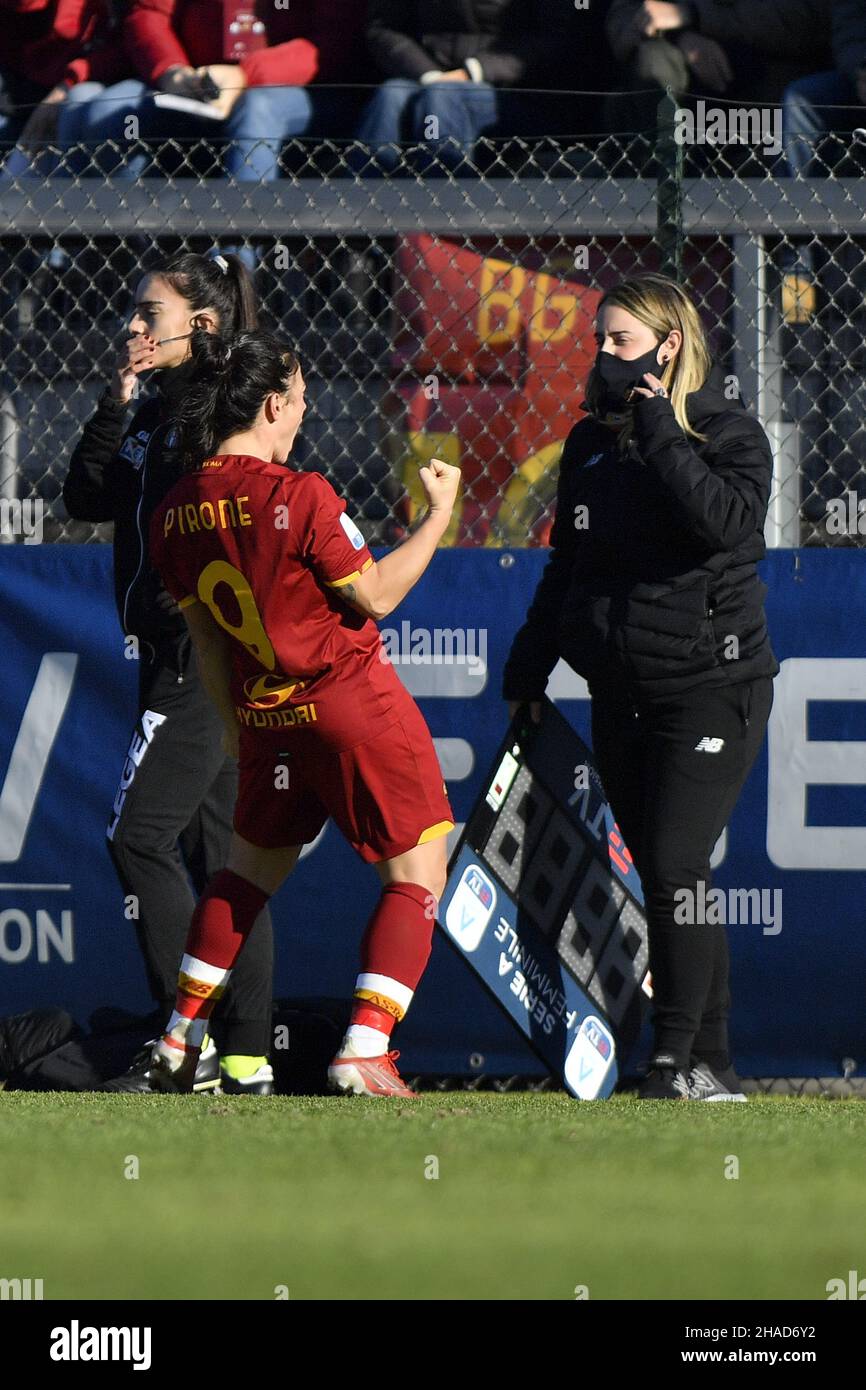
503, 273, 778, 1101
63, 251, 275, 1095
355, 0, 569, 173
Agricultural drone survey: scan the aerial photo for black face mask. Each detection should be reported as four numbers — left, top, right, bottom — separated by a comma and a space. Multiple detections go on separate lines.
594, 343, 664, 414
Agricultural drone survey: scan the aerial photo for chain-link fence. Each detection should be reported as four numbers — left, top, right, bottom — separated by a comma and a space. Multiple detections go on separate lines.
405, 1073, 866, 1098
1, 98, 865, 548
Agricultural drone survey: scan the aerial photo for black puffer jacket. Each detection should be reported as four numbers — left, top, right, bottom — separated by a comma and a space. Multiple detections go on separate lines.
503, 363, 779, 702
62, 379, 188, 665
366, 0, 565, 86
607, 0, 832, 66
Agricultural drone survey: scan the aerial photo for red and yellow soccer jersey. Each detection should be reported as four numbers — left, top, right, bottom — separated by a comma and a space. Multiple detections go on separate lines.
150, 454, 405, 748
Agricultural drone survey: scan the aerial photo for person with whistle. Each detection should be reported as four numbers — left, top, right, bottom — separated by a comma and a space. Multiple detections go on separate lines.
62, 250, 277, 1097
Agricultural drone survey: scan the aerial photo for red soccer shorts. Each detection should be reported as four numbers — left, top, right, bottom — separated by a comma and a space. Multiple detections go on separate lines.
233, 695, 454, 863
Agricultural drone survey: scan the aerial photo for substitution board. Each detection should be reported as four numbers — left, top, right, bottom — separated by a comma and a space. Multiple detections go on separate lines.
439, 698, 651, 1098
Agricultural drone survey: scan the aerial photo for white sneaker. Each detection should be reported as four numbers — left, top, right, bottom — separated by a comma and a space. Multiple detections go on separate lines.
688, 1062, 747, 1101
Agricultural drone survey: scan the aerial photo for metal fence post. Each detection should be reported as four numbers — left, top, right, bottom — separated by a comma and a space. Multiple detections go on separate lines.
759, 255, 801, 550
655, 86, 683, 283
731, 234, 800, 549
0, 387, 19, 544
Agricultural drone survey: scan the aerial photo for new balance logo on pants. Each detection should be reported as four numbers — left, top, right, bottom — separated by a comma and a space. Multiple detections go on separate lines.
694, 737, 725, 753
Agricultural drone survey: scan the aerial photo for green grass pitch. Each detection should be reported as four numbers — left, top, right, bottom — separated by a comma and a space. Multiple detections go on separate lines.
2, 1092, 864, 1301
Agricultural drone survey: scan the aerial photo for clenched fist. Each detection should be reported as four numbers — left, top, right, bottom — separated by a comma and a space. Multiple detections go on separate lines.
419, 457, 461, 516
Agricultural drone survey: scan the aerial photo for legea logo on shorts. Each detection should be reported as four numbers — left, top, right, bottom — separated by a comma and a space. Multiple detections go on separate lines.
563, 1015, 615, 1099
445, 864, 496, 951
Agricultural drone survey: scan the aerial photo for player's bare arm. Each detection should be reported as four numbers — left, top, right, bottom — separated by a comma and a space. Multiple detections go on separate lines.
341, 457, 461, 621
181, 600, 239, 756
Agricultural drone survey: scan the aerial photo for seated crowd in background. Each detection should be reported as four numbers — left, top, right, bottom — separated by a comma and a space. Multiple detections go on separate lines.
0, 0, 597, 180
0, 0, 861, 182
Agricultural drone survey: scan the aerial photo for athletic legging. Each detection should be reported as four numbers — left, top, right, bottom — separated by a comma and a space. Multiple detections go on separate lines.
590, 675, 774, 1072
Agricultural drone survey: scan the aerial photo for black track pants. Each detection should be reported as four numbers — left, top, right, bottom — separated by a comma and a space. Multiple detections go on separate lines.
590, 676, 774, 1072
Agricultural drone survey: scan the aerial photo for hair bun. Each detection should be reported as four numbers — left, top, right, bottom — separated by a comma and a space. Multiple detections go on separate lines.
201, 334, 233, 371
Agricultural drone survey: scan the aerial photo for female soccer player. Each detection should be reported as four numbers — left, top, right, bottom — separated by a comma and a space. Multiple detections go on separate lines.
503, 273, 779, 1101
148, 329, 460, 1096
63, 252, 275, 1094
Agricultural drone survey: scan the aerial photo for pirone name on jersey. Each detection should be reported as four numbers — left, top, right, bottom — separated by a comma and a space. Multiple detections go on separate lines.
162, 495, 253, 537
106, 709, 167, 840
235, 702, 318, 729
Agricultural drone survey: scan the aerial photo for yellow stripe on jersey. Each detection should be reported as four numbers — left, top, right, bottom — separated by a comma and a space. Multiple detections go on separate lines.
416, 820, 455, 845
178, 595, 199, 610
326, 556, 374, 589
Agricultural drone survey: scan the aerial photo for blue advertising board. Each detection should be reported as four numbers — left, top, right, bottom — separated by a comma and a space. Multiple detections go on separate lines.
2, 545, 866, 1080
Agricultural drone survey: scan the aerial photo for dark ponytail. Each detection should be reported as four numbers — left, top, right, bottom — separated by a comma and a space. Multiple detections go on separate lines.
154, 251, 259, 335
174, 328, 301, 471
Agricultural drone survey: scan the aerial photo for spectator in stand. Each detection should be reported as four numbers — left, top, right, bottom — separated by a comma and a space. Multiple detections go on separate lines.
0, 0, 125, 177
605, 1, 833, 142
783, 0, 866, 177
775, 1, 866, 325
58, 0, 367, 183
779, 3, 866, 537
0, 0, 127, 360
354, 0, 571, 175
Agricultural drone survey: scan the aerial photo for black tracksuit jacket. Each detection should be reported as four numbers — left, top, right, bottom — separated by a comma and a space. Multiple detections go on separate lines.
502, 363, 780, 703
366, 0, 567, 85
62, 384, 188, 667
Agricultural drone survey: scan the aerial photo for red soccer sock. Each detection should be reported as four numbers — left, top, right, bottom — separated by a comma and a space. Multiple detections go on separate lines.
345, 882, 436, 1053
164, 869, 270, 1053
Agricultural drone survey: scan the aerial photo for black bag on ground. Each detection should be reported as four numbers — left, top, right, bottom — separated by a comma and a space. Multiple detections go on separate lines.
3, 1007, 162, 1091
0, 1008, 84, 1087
0, 1000, 353, 1093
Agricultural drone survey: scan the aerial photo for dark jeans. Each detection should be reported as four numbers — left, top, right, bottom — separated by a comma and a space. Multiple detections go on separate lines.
590, 675, 775, 1072
778, 71, 865, 279
105, 640, 273, 1057
782, 70, 864, 178
352, 77, 508, 174
58, 80, 356, 181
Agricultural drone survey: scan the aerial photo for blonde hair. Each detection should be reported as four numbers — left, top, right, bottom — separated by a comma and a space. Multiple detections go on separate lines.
585, 273, 712, 445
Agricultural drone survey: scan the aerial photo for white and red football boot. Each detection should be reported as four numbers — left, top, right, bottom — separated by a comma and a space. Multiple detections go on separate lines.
328, 1043, 419, 1098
